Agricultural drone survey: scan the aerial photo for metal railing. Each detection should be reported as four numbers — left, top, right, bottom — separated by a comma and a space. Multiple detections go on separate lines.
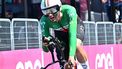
11, 18, 42, 50
0, 19, 11, 51
0, 18, 122, 51
0, 18, 42, 51
83, 21, 122, 45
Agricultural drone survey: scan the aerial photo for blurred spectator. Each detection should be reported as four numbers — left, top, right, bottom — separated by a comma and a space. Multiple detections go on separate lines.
61, 0, 88, 21
79, 0, 88, 21
61, 0, 87, 20
5, 10, 13, 19
91, 0, 104, 13
101, 0, 122, 22
70, 0, 88, 21
61, 0, 70, 4
90, 0, 105, 21
101, 0, 115, 22
114, 0, 122, 22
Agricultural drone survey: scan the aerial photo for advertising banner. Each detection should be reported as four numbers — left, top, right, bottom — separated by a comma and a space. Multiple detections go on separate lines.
84, 44, 122, 69
0, 49, 59, 69
0, 44, 122, 69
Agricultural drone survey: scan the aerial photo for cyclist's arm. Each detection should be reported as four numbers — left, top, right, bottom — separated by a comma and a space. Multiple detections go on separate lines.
40, 16, 50, 37
40, 16, 50, 52
67, 6, 77, 57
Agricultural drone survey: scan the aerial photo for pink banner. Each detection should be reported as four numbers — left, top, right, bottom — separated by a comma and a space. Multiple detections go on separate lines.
0, 44, 122, 69
84, 44, 122, 69
0, 49, 59, 69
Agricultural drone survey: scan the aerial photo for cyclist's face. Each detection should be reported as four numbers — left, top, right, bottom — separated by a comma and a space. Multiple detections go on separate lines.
42, 7, 60, 22
46, 11, 59, 22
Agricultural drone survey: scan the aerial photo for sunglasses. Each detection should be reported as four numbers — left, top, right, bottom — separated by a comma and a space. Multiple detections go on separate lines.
42, 5, 60, 16
42, 7, 58, 15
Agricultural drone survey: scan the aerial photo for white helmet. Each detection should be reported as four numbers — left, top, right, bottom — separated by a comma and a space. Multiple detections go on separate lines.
41, 0, 62, 15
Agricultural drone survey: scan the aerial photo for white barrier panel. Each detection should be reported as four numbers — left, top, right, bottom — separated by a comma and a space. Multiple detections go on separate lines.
96, 22, 114, 45
0, 19, 11, 51
0, 19, 122, 51
83, 21, 96, 45
83, 21, 122, 45
113, 23, 122, 44
11, 18, 42, 50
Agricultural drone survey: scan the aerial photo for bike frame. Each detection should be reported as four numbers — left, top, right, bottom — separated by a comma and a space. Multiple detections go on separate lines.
41, 36, 66, 69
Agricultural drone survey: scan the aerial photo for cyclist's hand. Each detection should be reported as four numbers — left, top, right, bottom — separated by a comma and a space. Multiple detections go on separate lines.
42, 37, 51, 52
69, 56, 76, 66
65, 56, 77, 69
43, 36, 52, 46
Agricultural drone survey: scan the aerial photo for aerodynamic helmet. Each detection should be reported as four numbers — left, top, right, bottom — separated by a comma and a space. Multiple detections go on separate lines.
40, 0, 62, 15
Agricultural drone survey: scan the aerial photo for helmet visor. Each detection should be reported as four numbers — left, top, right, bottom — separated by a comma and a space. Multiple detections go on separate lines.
42, 5, 59, 15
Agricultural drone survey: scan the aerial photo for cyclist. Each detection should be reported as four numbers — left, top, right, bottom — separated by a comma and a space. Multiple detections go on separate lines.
40, 0, 90, 69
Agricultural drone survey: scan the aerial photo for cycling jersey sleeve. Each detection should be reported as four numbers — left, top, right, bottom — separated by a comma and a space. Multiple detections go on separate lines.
40, 16, 50, 37
67, 6, 77, 57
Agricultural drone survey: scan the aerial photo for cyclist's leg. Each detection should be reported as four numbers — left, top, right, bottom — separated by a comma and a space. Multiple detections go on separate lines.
76, 39, 90, 69
76, 39, 87, 63
76, 18, 90, 69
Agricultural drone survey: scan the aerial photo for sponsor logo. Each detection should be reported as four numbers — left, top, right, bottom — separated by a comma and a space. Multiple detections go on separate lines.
16, 59, 41, 69
95, 47, 114, 69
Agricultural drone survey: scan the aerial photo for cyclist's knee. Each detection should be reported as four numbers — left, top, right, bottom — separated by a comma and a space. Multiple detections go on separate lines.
77, 38, 83, 46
